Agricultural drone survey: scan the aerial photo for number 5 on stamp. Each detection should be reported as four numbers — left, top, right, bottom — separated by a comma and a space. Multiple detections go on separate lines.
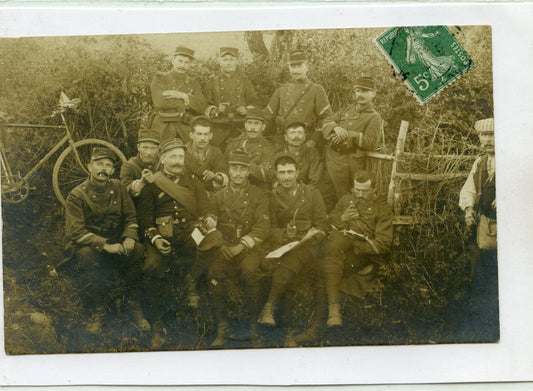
375, 26, 474, 104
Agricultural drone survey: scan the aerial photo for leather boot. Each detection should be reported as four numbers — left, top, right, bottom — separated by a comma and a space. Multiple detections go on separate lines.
127, 300, 151, 331
257, 302, 276, 327
211, 321, 231, 347
327, 304, 343, 328
86, 305, 106, 334
150, 319, 167, 350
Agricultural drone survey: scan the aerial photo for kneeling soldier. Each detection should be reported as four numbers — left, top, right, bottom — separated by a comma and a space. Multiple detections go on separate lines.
321, 171, 392, 328
258, 152, 328, 341
136, 138, 219, 349
206, 150, 270, 347
65, 147, 148, 334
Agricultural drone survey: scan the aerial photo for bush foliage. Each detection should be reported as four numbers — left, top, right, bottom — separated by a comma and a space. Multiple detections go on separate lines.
1, 26, 493, 352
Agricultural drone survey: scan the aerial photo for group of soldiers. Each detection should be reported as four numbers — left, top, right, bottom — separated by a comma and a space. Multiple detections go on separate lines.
64, 44, 497, 349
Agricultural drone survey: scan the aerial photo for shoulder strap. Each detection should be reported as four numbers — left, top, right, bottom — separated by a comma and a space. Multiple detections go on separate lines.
152, 172, 198, 216
282, 82, 314, 123
70, 186, 104, 217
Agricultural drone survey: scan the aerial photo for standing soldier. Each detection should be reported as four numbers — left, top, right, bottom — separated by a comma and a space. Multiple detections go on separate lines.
225, 109, 276, 189
120, 128, 160, 200
265, 50, 333, 148
322, 76, 384, 202
206, 150, 270, 347
185, 115, 228, 193
257, 153, 328, 344
321, 171, 392, 328
205, 47, 260, 149
65, 148, 149, 334
150, 45, 207, 144
136, 138, 220, 349
459, 118, 498, 340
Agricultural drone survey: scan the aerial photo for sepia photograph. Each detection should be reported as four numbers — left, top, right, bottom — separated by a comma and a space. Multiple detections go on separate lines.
0, 23, 499, 356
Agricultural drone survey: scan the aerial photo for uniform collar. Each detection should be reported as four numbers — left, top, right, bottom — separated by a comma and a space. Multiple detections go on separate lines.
88, 177, 110, 193
162, 169, 183, 181
357, 102, 375, 112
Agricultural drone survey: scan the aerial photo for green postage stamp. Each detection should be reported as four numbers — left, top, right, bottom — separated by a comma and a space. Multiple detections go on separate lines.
376, 26, 474, 103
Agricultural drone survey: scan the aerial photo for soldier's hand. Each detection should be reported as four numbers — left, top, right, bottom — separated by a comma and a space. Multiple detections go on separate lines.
154, 238, 172, 255
218, 102, 229, 113
122, 237, 136, 256
333, 126, 348, 141
163, 90, 189, 106
464, 206, 477, 227
204, 216, 217, 232
103, 243, 125, 255
236, 106, 247, 116
331, 135, 343, 145
220, 244, 245, 261
341, 205, 359, 222
142, 169, 155, 184
202, 170, 216, 182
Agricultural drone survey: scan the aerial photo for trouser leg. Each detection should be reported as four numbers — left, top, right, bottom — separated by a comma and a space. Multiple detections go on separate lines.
239, 252, 262, 321
322, 230, 353, 306
75, 246, 113, 308
142, 244, 172, 324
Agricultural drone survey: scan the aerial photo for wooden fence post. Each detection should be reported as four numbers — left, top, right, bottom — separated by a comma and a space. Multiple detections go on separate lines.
387, 120, 409, 213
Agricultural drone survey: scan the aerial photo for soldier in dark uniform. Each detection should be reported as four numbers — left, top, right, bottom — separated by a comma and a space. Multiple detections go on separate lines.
185, 115, 228, 193
322, 76, 384, 201
136, 138, 220, 349
205, 150, 270, 347
257, 153, 328, 344
65, 147, 148, 334
321, 171, 393, 328
150, 45, 208, 144
205, 47, 260, 149
265, 50, 333, 149
225, 109, 276, 189
120, 128, 160, 200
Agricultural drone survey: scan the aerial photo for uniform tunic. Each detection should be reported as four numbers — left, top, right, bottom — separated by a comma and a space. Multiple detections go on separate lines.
150, 70, 207, 144
266, 79, 333, 146
322, 103, 384, 199
225, 134, 276, 188
184, 142, 228, 192
65, 178, 143, 307
205, 72, 260, 147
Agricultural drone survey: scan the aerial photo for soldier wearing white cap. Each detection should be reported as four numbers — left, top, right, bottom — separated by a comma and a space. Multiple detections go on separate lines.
459, 117, 498, 341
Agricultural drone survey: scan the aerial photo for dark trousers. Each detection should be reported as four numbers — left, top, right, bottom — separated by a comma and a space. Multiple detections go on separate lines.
266, 242, 322, 304
468, 249, 499, 341
207, 251, 262, 324
142, 226, 216, 324
74, 242, 145, 310
151, 116, 191, 145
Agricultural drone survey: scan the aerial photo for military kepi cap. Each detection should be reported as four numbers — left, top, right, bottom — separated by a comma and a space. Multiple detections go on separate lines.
288, 50, 307, 64
137, 128, 160, 145
245, 108, 266, 122
160, 138, 187, 154
220, 47, 239, 57
174, 45, 195, 59
91, 147, 116, 162
474, 118, 494, 134
354, 76, 377, 91
274, 151, 298, 168
228, 149, 252, 167
284, 121, 307, 131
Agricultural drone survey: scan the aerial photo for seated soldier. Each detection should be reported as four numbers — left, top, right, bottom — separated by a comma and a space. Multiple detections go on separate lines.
225, 109, 276, 189
136, 138, 221, 349
321, 171, 393, 328
120, 128, 160, 200
257, 152, 328, 343
64, 147, 148, 334
185, 115, 228, 193
206, 150, 270, 347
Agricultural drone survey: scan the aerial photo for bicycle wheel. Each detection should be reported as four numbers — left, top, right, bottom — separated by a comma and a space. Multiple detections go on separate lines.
53, 139, 127, 207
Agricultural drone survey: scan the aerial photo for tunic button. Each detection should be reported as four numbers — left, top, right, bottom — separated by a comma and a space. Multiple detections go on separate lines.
113, 201, 117, 205
92, 195, 96, 199
110, 190, 114, 194
221, 87, 224, 90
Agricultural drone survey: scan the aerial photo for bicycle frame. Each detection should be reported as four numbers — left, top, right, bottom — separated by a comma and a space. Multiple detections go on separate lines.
0, 119, 88, 186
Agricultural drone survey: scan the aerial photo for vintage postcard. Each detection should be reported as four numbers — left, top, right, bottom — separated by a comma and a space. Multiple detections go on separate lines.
0, 3, 532, 387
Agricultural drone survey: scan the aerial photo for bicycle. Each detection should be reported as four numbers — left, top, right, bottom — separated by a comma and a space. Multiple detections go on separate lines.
0, 93, 127, 207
